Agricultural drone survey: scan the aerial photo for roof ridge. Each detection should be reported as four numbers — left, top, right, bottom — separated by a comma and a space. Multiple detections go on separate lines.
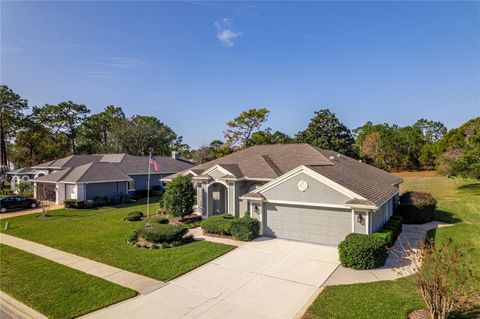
70, 162, 94, 182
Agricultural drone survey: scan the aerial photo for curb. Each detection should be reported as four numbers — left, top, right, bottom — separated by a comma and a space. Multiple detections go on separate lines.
0, 291, 47, 319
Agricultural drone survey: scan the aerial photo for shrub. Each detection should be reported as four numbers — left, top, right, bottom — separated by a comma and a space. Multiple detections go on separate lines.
137, 223, 188, 243
398, 191, 436, 224
338, 233, 388, 270
64, 199, 85, 209
371, 216, 403, 247
124, 211, 144, 221
162, 175, 195, 219
230, 215, 260, 241
200, 214, 234, 235
150, 217, 169, 224
127, 230, 139, 243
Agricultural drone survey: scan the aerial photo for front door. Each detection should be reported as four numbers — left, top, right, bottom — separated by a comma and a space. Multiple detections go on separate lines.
211, 183, 227, 215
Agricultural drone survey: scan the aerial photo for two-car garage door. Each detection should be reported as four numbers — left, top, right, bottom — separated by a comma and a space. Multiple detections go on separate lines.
263, 203, 352, 245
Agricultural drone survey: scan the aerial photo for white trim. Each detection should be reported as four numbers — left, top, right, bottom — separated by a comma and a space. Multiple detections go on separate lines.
253, 165, 364, 200
351, 210, 355, 232
264, 199, 350, 210
202, 164, 233, 177
366, 211, 370, 235
345, 204, 377, 210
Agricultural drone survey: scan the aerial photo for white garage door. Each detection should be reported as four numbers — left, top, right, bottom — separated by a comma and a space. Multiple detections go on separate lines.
264, 203, 352, 245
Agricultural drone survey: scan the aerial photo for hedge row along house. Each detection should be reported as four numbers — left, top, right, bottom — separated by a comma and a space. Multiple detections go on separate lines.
7, 152, 194, 204
164, 144, 402, 246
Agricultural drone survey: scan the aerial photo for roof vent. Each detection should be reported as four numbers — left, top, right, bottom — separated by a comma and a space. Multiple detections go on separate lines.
337, 154, 341, 158
172, 151, 178, 160
329, 156, 335, 160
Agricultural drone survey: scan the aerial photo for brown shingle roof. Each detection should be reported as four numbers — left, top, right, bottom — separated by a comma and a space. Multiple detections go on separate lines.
187, 144, 333, 179
166, 144, 402, 207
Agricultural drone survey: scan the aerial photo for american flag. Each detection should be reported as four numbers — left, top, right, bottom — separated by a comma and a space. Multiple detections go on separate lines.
149, 155, 161, 171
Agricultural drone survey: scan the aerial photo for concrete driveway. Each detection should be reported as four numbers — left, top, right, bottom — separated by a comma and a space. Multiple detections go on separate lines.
85, 237, 339, 319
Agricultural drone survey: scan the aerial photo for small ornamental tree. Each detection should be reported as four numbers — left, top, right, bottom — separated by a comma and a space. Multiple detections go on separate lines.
162, 175, 195, 220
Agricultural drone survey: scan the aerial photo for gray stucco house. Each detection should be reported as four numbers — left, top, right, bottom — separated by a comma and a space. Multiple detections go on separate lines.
164, 144, 402, 245
9, 152, 193, 204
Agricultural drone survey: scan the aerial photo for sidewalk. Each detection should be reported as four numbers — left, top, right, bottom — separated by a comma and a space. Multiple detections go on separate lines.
0, 291, 47, 319
188, 227, 245, 247
324, 221, 447, 286
0, 234, 165, 295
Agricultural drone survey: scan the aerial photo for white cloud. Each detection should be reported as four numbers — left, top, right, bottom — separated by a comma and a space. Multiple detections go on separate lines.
214, 18, 242, 47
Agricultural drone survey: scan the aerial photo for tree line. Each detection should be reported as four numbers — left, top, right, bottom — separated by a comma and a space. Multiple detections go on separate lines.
1, 85, 478, 179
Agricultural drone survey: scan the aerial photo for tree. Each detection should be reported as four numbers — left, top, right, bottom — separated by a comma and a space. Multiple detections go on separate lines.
78, 105, 125, 153
11, 117, 70, 166
0, 85, 28, 168
397, 239, 478, 319
296, 109, 355, 156
250, 128, 292, 145
435, 117, 479, 177
111, 115, 179, 156
33, 101, 90, 154
162, 175, 195, 219
414, 119, 447, 143
448, 145, 480, 179
224, 108, 270, 148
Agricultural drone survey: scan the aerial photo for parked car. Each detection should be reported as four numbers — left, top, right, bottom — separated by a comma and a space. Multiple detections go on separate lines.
0, 195, 39, 213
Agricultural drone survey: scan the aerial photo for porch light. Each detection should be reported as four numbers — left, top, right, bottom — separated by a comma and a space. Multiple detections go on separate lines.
253, 204, 259, 213
357, 214, 364, 225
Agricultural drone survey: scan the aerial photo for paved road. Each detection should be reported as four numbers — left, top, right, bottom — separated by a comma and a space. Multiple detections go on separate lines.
85, 238, 340, 319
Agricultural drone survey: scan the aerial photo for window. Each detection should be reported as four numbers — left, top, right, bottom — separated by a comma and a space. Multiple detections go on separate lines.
128, 180, 135, 190
21, 176, 29, 182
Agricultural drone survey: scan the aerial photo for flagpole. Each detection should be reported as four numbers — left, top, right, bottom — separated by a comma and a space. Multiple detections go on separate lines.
146, 150, 152, 218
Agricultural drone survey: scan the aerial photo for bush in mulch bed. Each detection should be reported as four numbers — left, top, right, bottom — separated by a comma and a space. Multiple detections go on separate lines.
124, 211, 144, 221
128, 222, 193, 249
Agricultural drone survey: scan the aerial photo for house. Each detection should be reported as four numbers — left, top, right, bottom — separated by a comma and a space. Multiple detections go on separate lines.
8, 152, 194, 204
164, 144, 402, 246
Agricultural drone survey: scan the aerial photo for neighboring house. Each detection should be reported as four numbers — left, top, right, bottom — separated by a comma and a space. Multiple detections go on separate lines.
164, 144, 402, 246
6, 167, 38, 190
8, 152, 193, 204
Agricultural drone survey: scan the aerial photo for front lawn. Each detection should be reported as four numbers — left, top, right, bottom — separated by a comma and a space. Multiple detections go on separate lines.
0, 198, 235, 281
304, 278, 424, 319
304, 171, 480, 319
0, 244, 136, 319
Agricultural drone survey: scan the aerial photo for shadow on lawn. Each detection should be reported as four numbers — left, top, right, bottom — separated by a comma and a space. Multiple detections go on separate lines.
433, 209, 462, 224
457, 183, 480, 196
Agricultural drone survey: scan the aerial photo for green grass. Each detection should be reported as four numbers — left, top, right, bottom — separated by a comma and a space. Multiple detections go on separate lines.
0, 198, 235, 281
304, 171, 480, 319
0, 244, 136, 319
304, 278, 424, 319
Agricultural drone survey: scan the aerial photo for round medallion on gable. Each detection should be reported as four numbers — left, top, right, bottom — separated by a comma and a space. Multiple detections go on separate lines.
297, 180, 309, 192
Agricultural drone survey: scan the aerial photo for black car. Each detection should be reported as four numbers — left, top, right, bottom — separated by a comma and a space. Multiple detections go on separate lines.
0, 196, 39, 213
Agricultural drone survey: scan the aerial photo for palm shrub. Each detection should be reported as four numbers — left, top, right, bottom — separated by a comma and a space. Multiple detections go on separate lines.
162, 175, 195, 220
338, 233, 388, 270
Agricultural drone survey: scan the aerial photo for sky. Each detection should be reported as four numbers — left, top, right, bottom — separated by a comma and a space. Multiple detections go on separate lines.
1, 1, 479, 148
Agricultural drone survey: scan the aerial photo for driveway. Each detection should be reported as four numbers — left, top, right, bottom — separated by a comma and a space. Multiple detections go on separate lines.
0, 204, 64, 220
85, 238, 339, 319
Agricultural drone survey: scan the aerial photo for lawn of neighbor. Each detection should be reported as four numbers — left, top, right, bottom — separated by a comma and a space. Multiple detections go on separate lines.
0, 244, 136, 319
304, 171, 480, 319
0, 198, 235, 282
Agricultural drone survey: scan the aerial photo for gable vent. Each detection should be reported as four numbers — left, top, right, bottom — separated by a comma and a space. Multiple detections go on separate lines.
329, 156, 335, 160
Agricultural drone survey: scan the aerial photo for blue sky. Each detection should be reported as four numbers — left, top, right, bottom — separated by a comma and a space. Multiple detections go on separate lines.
1, 1, 479, 148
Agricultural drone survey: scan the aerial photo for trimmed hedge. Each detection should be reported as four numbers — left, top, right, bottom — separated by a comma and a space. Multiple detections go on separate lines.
124, 211, 144, 222
150, 217, 169, 224
64, 199, 85, 209
397, 191, 436, 224
338, 233, 388, 270
372, 216, 403, 247
200, 214, 234, 235
137, 223, 188, 243
230, 215, 260, 241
